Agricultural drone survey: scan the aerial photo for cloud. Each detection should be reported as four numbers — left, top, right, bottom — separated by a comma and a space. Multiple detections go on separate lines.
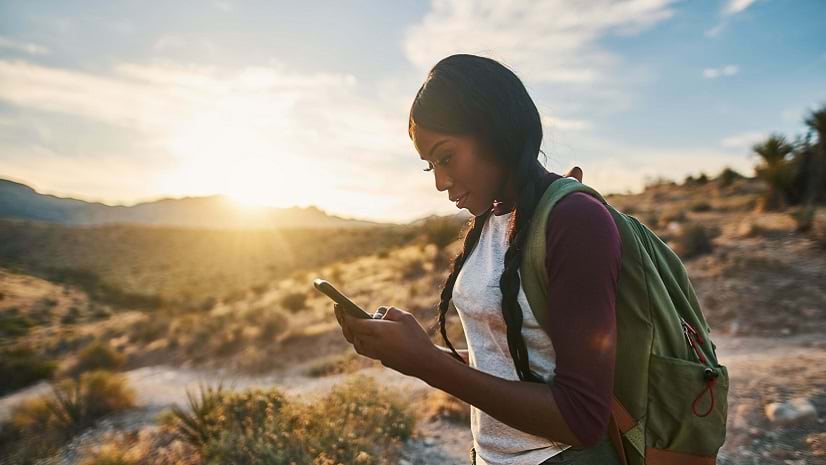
723, 0, 758, 16
703, 64, 738, 78
721, 131, 766, 150
541, 115, 591, 131
403, 0, 675, 85
0, 36, 49, 55
214, 1, 234, 12
706, 0, 761, 37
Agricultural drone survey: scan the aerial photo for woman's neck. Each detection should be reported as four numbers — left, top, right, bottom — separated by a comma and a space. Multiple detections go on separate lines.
492, 165, 551, 216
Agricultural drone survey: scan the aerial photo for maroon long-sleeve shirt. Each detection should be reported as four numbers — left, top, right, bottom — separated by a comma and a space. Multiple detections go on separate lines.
493, 171, 621, 447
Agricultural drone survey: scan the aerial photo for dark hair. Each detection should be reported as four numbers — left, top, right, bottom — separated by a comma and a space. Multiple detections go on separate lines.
408, 54, 548, 383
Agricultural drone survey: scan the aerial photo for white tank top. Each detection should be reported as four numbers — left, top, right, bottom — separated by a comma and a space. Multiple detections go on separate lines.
452, 210, 572, 465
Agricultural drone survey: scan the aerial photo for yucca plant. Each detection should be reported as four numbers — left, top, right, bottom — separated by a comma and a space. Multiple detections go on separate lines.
752, 134, 796, 210
166, 383, 226, 447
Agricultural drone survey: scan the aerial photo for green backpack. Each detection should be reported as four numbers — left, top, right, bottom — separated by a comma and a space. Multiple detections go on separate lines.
520, 177, 729, 465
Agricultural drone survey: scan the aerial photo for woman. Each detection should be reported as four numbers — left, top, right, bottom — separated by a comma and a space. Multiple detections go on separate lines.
335, 54, 622, 465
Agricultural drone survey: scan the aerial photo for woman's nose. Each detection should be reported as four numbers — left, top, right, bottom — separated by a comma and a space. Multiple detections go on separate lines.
434, 168, 453, 192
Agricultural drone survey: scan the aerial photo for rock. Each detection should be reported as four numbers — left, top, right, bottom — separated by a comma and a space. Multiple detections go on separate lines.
765, 398, 818, 428
731, 404, 751, 430
399, 460, 412, 465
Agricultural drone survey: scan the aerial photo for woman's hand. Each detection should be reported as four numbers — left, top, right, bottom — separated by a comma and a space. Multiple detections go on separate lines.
334, 304, 441, 380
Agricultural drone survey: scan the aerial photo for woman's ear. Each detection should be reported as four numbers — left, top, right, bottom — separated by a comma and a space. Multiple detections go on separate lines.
564, 166, 583, 183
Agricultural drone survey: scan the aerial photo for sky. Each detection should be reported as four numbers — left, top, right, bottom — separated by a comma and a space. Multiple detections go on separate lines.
0, 0, 824, 224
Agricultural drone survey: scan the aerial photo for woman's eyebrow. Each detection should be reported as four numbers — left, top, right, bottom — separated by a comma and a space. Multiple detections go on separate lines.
425, 140, 449, 160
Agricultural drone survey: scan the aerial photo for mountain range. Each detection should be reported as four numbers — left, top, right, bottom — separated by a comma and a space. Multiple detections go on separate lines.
0, 178, 393, 229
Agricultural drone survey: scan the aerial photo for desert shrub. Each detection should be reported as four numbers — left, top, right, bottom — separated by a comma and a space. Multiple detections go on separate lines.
420, 217, 461, 250
258, 310, 289, 342
199, 296, 218, 311
77, 443, 141, 465
89, 304, 112, 320
717, 167, 744, 187
280, 291, 307, 312
418, 390, 470, 424
377, 249, 390, 259
401, 257, 426, 280
0, 346, 56, 394
0, 309, 35, 338
251, 284, 269, 295
684, 173, 709, 185
61, 306, 81, 324
689, 201, 713, 212
2, 371, 135, 462
73, 341, 127, 374
812, 209, 826, 248
164, 376, 414, 465
672, 224, 714, 259
130, 316, 169, 343
305, 352, 364, 377
222, 289, 247, 304
658, 209, 686, 228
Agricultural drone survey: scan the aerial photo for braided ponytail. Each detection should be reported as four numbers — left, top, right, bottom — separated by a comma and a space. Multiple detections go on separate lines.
499, 156, 546, 383
435, 209, 492, 363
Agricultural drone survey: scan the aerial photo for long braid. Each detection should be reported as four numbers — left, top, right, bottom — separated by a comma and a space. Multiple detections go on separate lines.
437, 208, 492, 364
500, 156, 546, 383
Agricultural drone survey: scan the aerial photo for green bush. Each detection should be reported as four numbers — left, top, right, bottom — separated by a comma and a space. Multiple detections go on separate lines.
0, 347, 57, 395
672, 224, 714, 259
73, 341, 127, 374
164, 376, 414, 465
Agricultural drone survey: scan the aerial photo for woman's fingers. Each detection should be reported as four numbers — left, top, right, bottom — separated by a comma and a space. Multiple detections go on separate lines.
334, 304, 354, 343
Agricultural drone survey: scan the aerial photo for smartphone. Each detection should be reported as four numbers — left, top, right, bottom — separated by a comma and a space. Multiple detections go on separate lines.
313, 278, 373, 319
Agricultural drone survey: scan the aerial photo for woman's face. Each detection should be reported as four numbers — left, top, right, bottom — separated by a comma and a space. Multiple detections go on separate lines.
412, 125, 510, 216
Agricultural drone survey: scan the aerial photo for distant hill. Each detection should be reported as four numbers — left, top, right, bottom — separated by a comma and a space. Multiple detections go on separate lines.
0, 178, 384, 229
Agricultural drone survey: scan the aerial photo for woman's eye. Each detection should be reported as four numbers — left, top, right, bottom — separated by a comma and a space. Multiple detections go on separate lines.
422, 154, 451, 172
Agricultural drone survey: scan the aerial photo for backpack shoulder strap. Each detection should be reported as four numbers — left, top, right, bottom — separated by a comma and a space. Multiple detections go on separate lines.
521, 177, 607, 330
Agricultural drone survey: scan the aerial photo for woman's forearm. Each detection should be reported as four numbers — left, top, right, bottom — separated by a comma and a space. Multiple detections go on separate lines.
434, 344, 468, 364
421, 347, 582, 448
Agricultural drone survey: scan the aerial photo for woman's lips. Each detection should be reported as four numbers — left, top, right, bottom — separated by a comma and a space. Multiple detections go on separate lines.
455, 193, 469, 209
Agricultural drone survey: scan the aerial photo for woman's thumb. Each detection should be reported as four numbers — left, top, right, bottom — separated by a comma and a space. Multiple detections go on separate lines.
379, 306, 406, 320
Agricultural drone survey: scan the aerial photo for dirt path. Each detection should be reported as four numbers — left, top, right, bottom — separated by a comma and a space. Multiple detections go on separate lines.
2, 333, 824, 464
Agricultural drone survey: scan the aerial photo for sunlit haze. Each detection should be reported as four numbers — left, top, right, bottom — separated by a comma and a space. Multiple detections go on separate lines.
1, 0, 824, 223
